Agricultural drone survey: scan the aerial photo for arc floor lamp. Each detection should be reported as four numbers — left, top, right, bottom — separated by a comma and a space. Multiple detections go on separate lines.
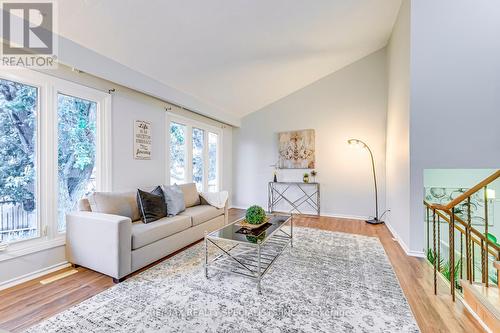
347, 138, 383, 224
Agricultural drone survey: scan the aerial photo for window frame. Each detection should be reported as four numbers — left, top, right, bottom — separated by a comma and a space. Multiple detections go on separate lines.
0, 68, 111, 260
166, 113, 222, 192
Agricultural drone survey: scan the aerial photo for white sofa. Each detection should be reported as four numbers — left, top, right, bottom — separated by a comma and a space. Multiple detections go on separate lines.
66, 183, 228, 282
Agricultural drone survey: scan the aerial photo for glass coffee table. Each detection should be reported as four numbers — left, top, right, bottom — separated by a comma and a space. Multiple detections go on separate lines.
204, 213, 293, 294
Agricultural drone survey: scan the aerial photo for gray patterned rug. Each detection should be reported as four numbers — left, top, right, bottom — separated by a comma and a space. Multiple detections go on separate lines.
25, 227, 419, 332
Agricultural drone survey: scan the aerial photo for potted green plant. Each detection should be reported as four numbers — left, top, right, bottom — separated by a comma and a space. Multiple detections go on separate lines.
303, 173, 310, 183
245, 205, 266, 225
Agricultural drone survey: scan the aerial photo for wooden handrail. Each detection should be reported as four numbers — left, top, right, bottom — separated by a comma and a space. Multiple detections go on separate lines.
428, 170, 500, 211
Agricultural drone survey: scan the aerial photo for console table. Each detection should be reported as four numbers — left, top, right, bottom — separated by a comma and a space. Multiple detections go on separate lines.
268, 182, 320, 216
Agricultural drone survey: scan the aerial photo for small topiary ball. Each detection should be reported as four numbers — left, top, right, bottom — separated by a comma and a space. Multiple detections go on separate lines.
245, 205, 266, 224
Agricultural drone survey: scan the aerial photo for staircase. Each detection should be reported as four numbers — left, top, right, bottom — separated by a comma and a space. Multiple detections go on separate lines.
424, 170, 500, 333
461, 276, 500, 332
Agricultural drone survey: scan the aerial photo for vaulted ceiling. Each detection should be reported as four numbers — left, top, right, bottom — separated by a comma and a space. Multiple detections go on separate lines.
58, 0, 401, 118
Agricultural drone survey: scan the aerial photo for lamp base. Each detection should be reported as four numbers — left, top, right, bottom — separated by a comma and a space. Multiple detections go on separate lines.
365, 218, 384, 225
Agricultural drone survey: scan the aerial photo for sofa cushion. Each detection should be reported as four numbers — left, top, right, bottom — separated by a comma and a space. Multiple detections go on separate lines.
178, 183, 200, 208
180, 205, 224, 226
78, 198, 92, 212
161, 184, 186, 216
137, 187, 167, 223
88, 191, 140, 221
131, 215, 191, 250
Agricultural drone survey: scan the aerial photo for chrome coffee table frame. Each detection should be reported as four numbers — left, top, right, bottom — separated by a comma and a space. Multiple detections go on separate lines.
204, 214, 293, 294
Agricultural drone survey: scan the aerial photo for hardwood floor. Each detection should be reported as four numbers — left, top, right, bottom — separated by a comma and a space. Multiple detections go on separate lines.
0, 209, 484, 332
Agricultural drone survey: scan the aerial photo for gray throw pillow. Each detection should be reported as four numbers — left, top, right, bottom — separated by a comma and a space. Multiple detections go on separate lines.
161, 184, 186, 216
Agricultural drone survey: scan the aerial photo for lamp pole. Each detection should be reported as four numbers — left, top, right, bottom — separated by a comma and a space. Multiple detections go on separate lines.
348, 139, 383, 224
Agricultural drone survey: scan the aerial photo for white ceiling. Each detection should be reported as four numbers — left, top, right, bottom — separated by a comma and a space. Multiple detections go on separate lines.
58, 0, 401, 118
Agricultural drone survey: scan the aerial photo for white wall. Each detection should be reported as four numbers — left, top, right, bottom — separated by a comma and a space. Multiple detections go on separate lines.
409, 0, 500, 253
232, 49, 388, 219
0, 65, 233, 287
385, 0, 412, 254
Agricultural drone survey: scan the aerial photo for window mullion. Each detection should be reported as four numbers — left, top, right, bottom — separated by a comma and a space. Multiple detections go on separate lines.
186, 125, 193, 184
165, 116, 171, 185
45, 84, 58, 239
203, 130, 209, 192
218, 131, 222, 192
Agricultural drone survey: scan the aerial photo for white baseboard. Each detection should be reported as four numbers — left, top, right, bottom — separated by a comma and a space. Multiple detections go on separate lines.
385, 222, 424, 258
0, 261, 70, 291
229, 206, 370, 221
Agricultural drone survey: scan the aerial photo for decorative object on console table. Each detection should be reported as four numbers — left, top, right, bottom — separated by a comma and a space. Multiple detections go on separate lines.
278, 129, 315, 169
134, 120, 152, 160
270, 160, 279, 182
347, 138, 382, 224
303, 173, 309, 183
268, 182, 320, 216
310, 170, 317, 182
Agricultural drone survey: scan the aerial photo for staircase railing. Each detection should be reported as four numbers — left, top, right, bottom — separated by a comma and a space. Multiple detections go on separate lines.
424, 169, 500, 301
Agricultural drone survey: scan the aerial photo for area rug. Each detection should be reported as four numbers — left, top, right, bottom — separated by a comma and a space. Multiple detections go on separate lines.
25, 227, 419, 332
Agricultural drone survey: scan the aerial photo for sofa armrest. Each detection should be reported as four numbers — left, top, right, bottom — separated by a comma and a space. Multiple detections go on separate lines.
66, 211, 132, 279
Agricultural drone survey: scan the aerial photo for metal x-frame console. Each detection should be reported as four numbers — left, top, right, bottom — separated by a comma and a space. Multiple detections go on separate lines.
268, 181, 320, 216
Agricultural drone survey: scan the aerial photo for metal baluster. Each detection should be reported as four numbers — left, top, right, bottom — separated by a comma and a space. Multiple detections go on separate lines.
437, 215, 441, 272
481, 238, 485, 283
484, 186, 489, 287
433, 209, 437, 295
460, 232, 463, 280
472, 241, 475, 282
450, 209, 455, 301
467, 197, 472, 283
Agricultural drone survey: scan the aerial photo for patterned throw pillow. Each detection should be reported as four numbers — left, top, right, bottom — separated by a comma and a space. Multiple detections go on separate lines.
161, 184, 186, 216
136, 186, 167, 223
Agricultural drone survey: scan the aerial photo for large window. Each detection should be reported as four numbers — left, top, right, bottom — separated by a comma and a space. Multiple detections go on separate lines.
57, 94, 98, 232
0, 69, 110, 253
169, 122, 186, 185
208, 132, 218, 192
167, 116, 221, 192
192, 127, 205, 191
0, 79, 39, 242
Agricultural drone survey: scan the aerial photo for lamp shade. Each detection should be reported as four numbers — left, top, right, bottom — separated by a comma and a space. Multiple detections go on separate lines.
347, 138, 367, 149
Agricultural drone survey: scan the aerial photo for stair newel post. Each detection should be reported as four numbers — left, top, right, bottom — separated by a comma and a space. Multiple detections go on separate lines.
433, 209, 437, 295
426, 206, 430, 253
467, 196, 472, 283
437, 214, 441, 272
497, 252, 500, 288
450, 208, 456, 301
484, 186, 489, 287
